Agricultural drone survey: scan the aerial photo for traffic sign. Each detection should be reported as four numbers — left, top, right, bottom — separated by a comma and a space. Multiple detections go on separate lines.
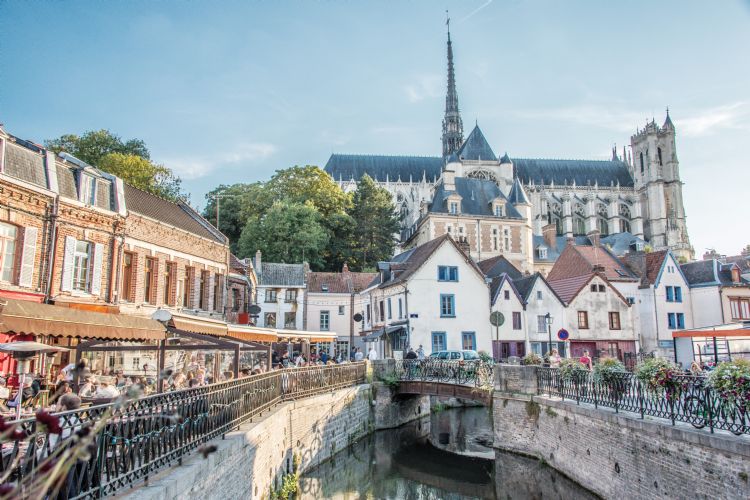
353, 313, 363, 322
490, 311, 505, 327
557, 328, 569, 341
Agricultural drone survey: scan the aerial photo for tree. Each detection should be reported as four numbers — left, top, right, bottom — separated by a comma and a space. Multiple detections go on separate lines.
203, 183, 270, 253
266, 165, 350, 217
322, 212, 357, 271
349, 174, 399, 270
45, 129, 149, 165
237, 202, 329, 269
97, 153, 185, 200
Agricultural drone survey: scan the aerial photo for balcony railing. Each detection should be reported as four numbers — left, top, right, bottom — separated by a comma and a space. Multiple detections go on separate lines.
0, 363, 366, 499
537, 367, 748, 436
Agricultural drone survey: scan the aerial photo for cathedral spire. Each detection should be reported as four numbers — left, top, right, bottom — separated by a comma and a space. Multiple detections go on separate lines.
442, 12, 464, 158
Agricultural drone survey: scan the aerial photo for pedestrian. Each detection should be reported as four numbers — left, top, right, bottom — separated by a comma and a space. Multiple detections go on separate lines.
320, 351, 329, 364
368, 346, 378, 361
417, 345, 425, 360
354, 348, 364, 362
405, 347, 417, 360
579, 350, 593, 370
549, 348, 562, 368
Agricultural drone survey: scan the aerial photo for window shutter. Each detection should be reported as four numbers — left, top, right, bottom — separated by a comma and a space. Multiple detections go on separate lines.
191, 273, 200, 308
150, 260, 159, 304
207, 274, 215, 311
90, 243, 104, 296
18, 227, 38, 288
61, 236, 76, 292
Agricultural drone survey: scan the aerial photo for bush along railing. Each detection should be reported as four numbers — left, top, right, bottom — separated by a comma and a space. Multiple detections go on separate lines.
0, 362, 366, 500
392, 359, 494, 389
537, 366, 749, 436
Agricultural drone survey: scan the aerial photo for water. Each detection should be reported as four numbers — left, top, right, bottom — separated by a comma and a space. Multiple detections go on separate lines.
299, 406, 596, 499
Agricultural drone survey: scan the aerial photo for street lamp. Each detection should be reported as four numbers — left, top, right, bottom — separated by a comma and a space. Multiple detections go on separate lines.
545, 313, 554, 360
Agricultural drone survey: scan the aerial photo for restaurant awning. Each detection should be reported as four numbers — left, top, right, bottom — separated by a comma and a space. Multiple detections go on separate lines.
673, 322, 750, 338
276, 328, 338, 343
227, 325, 277, 343
0, 299, 166, 341
168, 312, 227, 336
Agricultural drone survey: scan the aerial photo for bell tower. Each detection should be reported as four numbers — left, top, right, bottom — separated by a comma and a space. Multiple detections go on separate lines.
441, 15, 464, 158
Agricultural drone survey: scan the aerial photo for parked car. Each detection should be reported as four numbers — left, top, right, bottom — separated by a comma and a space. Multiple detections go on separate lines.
428, 350, 480, 361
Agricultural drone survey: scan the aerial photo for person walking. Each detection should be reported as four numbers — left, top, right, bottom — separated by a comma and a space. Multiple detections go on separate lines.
416, 345, 425, 360
367, 346, 378, 361
354, 348, 364, 362
579, 350, 593, 370
549, 348, 562, 368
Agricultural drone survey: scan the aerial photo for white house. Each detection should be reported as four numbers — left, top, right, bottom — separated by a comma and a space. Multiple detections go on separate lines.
364, 235, 491, 358
512, 273, 567, 358
251, 251, 306, 330
488, 274, 526, 359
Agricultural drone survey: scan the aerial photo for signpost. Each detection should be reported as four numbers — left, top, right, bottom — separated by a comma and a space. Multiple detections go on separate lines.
490, 312, 505, 360
557, 328, 569, 341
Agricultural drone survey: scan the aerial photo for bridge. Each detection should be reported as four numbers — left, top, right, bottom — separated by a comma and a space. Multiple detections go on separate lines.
375, 359, 495, 404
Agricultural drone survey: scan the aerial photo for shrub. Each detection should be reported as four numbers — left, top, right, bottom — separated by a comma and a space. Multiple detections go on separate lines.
478, 350, 493, 363
708, 359, 750, 404
634, 357, 682, 394
593, 357, 627, 383
522, 353, 543, 366
559, 358, 587, 381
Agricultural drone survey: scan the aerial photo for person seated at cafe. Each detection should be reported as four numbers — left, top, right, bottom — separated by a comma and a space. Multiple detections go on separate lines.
50, 380, 70, 406
94, 381, 119, 399
7, 379, 35, 409
188, 378, 201, 388
54, 384, 80, 413
78, 376, 95, 398
0, 378, 9, 411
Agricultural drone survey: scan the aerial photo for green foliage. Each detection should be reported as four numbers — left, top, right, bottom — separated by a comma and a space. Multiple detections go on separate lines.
634, 357, 682, 393
378, 372, 400, 389
45, 129, 184, 201
431, 402, 446, 413
477, 350, 493, 363
559, 358, 588, 381
348, 174, 399, 271
270, 454, 301, 499
592, 356, 626, 383
522, 353, 543, 366
204, 182, 269, 253
266, 165, 350, 217
708, 359, 750, 404
238, 202, 329, 269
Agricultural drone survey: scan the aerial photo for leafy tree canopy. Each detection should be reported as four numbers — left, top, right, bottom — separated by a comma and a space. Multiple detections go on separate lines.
349, 174, 400, 271
203, 183, 270, 253
266, 165, 350, 217
45, 129, 149, 165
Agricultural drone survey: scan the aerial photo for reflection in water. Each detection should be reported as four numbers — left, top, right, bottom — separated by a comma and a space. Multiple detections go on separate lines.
299, 407, 596, 500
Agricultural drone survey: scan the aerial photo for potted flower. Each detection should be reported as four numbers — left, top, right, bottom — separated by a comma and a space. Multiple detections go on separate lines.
634, 357, 683, 399
559, 358, 587, 382
522, 353, 543, 366
707, 359, 750, 409
593, 357, 628, 400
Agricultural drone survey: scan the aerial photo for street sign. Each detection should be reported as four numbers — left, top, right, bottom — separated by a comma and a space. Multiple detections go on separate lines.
248, 305, 261, 315
557, 328, 569, 341
353, 313, 363, 322
489, 311, 505, 327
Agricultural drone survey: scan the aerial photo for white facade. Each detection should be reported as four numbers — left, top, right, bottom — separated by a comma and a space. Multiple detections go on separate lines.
489, 277, 526, 352
256, 285, 305, 330
305, 291, 371, 353
521, 277, 568, 357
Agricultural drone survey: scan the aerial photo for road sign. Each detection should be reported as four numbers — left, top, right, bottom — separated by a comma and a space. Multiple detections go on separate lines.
248, 304, 261, 315
353, 313, 363, 322
557, 328, 569, 341
490, 311, 505, 327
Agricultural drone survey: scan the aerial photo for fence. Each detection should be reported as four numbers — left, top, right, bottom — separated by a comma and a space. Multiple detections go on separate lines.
537, 367, 748, 436
0, 362, 366, 499
390, 359, 494, 388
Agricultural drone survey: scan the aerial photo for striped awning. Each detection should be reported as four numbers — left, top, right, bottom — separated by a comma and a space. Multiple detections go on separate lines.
227, 325, 277, 343
168, 313, 227, 337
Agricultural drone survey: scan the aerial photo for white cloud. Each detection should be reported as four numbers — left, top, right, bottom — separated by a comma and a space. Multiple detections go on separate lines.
404, 74, 443, 103
164, 142, 276, 179
676, 101, 750, 137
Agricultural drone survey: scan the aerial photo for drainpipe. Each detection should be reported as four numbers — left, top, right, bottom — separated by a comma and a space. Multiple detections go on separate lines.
44, 196, 59, 303
476, 218, 481, 261
718, 288, 725, 324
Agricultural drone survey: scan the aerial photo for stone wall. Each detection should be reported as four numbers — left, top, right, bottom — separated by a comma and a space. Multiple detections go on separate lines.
492, 365, 750, 499
120, 385, 372, 500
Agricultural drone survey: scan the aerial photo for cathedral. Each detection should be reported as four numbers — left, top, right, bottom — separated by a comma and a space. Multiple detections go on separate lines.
324, 27, 693, 272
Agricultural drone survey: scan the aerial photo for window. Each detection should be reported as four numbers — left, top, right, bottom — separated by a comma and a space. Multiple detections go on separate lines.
80, 174, 96, 205
213, 274, 220, 311
503, 228, 510, 251
599, 284, 605, 292
666, 286, 674, 302
504, 290, 510, 300
676, 313, 685, 329
440, 294, 455, 317
0, 222, 17, 282
366, 304, 371, 323
144, 257, 156, 304
494, 204, 503, 217
609, 312, 621, 330
674, 286, 682, 303
198, 270, 209, 310
285, 289, 297, 303
438, 266, 459, 281
164, 262, 176, 306
73, 241, 92, 292
668, 313, 676, 329
338, 305, 345, 315
265, 290, 277, 303
264, 312, 277, 328
121, 252, 135, 302
538, 248, 547, 259
284, 312, 296, 329
398, 298, 403, 318
492, 228, 498, 251
379, 301, 384, 321
536, 290, 542, 301
387, 298, 392, 319
535, 315, 546, 333
449, 201, 459, 214
512, 312, 522, 330
183, 266, 194, 307
320, 311, 330, 331
431, 332, 446, 352
729, 298, 750, 320
658, 147, 663, 166
640, 152, 644, 173
591, 284, 597, 292
132, 357, 140, 370
461, 332, 476, 351
577, 311, 589, 329
231, 288, 241, 312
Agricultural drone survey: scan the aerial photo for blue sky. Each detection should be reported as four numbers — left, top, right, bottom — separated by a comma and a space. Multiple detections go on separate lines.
2, 1, 749, 255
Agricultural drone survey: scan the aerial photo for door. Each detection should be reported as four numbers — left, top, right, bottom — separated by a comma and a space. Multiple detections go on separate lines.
501, 342, 511, 359
570, 342, 596, 359
515, 342, 526, 357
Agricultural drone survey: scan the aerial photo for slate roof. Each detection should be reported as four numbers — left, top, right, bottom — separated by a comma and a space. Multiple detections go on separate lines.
680, 260, 719, 286
307, 270, 378, 294
124, 184, 226, 243
456, 125, 497, 161
512, 274, 538, 301
258, 263, 306, 287
229, 254, 248, 273
513, 158, 635, 188
547, 243, 637, 282
430, 177, 523, 218
490, 273, 524, 305
478, 255, 523, 280
324, 154, 442, 183
507, 177, 530, 205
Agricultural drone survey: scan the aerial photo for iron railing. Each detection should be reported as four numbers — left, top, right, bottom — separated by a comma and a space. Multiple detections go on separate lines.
0, 362, 366, 499
392, 359, 494, 389
537, 367, 749, 436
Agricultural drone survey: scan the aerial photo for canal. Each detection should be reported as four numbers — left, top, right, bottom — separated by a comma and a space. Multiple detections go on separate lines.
299, 406, 597, 499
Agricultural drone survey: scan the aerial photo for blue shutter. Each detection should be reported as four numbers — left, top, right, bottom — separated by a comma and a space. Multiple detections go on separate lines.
666, 287, 673, 302
675, 287, 682, 303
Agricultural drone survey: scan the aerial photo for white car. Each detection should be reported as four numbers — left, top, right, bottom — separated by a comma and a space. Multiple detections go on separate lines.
428, 350, 480, 361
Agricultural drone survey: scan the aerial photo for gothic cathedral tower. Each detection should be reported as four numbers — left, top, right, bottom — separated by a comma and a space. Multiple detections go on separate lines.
441, 18, 464, 158
630, 111, 693, 261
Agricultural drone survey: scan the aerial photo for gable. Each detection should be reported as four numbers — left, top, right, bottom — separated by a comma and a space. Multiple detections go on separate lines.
401, 237, 488, 287
653, 251, 689, 289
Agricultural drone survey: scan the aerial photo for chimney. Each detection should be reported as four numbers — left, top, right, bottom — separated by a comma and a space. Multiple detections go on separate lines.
587, 229, 601, 248
592, 264, 605, 274
254, 250, 262, 279
443, 168, 456, 191
542, 223, 557, 251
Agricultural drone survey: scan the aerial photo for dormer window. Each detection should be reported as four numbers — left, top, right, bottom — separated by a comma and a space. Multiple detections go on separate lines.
635, 241, 644, 252
538, 247, 548, 259
731, 268, 741, 283
449, 201, 459, 214
79, 174, 96, 205
494, 204, 503, 217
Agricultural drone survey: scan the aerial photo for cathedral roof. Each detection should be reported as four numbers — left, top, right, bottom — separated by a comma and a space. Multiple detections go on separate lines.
430, 177, 523, 218
507, 177, 531, 205
513, 158, 635, 188
324, 154, 442, 183
457, 125, 497, 161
